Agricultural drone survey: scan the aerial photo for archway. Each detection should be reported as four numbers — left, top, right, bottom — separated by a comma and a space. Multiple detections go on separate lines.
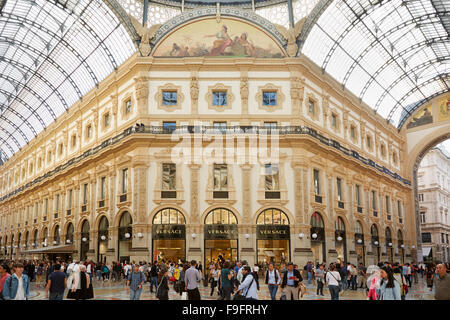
371, 224, 380, 264
335, 217, 347, 264
204, 208, 238, 267
310, 212, 326, 264
66, 223, 74, 245
256, 208, 290, 267
152, 208, 186, 263
385, 227, 393, 263
118, 211, 132, 263
355, 221, 365, 266
98, 216, 109, 264
53, 225, 60, 246
80, 220, 90, 261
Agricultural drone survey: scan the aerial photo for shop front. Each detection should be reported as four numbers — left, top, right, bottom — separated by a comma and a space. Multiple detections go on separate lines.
310, 212, 326, 264
335, 217, 347, 264
152, 208, 186, 263
204, 208, 238, 266
256, 208, 290, 267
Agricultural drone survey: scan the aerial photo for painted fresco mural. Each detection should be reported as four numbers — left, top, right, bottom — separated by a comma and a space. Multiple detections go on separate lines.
437, 97, 450, 122
153, 18, 285, 58
406, 105, 433, 129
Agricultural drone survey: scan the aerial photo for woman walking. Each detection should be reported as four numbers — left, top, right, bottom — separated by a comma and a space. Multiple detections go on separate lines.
210, 264, 220, 296
378, 266, 401, 300
265, 263, 281, 300
325, 263, 341, 300
67, 264, 94, 300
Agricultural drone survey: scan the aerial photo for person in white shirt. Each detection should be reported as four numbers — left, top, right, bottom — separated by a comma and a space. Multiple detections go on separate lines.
326, 263, 342, 300
237, 266, 258, 300
265, 263, 281, 300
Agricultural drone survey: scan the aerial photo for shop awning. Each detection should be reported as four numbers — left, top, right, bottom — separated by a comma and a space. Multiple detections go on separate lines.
22, 244, 74, 254
422, 247, 432, 257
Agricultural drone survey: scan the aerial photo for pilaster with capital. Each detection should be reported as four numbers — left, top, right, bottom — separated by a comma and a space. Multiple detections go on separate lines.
190, 73, 199, 115
291, 161, 306, 224
133, 159, 149, 224
240, 164, 253, 225
189, 164, 201, 224
134, 76, 150, 116
290, 76, 305, 120
240, 76, 249, 115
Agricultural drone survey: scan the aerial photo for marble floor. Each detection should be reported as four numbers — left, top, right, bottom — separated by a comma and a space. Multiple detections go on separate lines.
28, 275, 436, 300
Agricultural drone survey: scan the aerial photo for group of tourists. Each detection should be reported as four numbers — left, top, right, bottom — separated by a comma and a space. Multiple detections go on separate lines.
1, 257, 449, 300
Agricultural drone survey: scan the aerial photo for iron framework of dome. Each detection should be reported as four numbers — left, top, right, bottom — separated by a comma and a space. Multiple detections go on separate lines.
299, 0, 449, 129
0, 0, 137, 161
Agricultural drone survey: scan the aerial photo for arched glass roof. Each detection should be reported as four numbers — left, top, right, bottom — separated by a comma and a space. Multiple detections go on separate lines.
301, 0, 449, 129
0, 0, 136, 161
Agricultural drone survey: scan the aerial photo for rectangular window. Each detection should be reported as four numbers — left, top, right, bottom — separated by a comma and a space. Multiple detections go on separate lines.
441, 233, 445, 243
104, 113, 110, 127
356, 184, 361, 206
122, 168, 128, 194
212, 91, 227, 106
308, 99, 315, 115
162, 163, 176, 190
72, 135, 77, 147
367, 136, 371, 148
87, 125, 92, 138
83, 183, 88, 205
385, 196, 390, 213
336, 178, 343, 201
262, 91, 277, 106
265, 164, 279, 190
420, 212, 426, 224
45, 198, 48, 215
68, 189, 73, 208
213, 164, 228, 190
56, 194, 60, 211
162, 121, 176, 133
125, 99, 132, 114
162, 91, 177, 105
372, 190, 377, 210
418, 194, 424, 201
313, 169, 320, 194
101, 177, 106, 200
421, 232, 431, 243
350, 126, 356, 139
331, 114, 337, 128
397, 200, 402, 217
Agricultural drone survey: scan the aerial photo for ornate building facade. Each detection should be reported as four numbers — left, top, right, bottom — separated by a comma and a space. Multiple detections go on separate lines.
418, 148, 450, 263
0, 9, 419, 267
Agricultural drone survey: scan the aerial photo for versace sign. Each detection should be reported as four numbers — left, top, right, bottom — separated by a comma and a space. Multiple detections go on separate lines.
152, 225, 186, 239
257, 225, 290, 240
204, 225, 238, 240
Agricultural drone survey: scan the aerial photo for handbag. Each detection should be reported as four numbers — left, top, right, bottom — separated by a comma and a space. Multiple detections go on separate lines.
279, 291, 286, 300
181, 292, 188, 300
329, 271, 342, 292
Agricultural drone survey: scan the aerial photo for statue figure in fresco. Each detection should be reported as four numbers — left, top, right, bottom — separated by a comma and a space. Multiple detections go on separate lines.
204, 25, 233, 56
406, 107, 433, 129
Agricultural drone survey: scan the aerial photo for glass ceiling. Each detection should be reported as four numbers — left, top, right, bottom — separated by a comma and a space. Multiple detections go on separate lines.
0, 0, 136, 161
301, 0, 449, 129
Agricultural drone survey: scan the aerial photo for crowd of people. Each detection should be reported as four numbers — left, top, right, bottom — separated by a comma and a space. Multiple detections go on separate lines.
0, 258, 449, 300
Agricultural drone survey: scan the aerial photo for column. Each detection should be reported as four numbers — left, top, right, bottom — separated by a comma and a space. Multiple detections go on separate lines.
187, 164, 202, 262
134, 76, 150, 117
239, 164, 255, 265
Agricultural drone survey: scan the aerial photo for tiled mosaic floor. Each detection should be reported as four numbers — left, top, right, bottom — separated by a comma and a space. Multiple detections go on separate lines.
28, 275, 436, 300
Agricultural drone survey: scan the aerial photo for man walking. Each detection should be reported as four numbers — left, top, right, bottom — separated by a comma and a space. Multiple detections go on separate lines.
126, 264, 145, 300
2, 263, 30, 300
434, 264, 450, 300
315, 264, 325, 296
281, 262, 303, 300
45, 264, 67, 300
149, 261, 159, 293
185, 260, 202, 300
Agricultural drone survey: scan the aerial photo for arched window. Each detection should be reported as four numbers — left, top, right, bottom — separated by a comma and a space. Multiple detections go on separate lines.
153, 208, 185, 225
256, 208, 289, 225
81, 220, 90, 236
80, 220, 90, 260
66, 223, 74, 244
99, 216, 109, 232
310, 212, 324, 228
397, 230, 403, 243
119, 211, 133, 240
355, 221, 364, 234
335, 217, 345, 231
33, 230, 38, 246
25, 231, 29, 248
42, 227, 48, 246
385, 227, 392, 242
204, 208, 237, 225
